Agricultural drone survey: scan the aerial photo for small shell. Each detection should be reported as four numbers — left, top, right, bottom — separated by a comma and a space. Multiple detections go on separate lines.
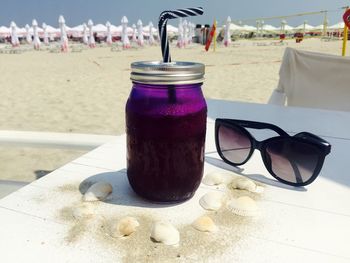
230, 178, 264, 194
83, 182, 112, 202
150, 221, 180, 246
227, 196, 258, 217
72, 203, 94, 219
199, 192, 225, 211
192, 216, 218, 232
202, 172, 233, 186
110, 217, 140, 238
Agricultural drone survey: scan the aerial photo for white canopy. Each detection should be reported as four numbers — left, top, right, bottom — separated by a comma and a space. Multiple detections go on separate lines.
228, 23, 243, 31
329, 22, 345, 29
241, 25, 256, 31
294, 23, 315, 30
263, 24, 278, 31
0, 26, 10, 36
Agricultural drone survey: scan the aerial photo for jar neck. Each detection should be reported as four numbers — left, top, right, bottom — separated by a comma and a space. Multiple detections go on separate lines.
132, 82, 203, 89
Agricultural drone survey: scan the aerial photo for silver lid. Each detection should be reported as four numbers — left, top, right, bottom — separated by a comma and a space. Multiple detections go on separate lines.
130, 61, 205, 85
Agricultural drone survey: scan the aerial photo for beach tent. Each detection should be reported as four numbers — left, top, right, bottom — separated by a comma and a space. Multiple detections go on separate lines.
241, 25, 256, 31
277, 24, 294, 32
294, 23, 315, 31
93, 23, 107, 37
229, 23, 243, 32
0, 26, 10, 37
329, 22, 345, 30
69, 24, 84, 37
263, 24, 278, 31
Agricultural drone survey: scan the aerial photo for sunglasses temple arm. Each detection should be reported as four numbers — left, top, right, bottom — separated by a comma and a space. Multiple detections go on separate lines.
232, 120, 289, 137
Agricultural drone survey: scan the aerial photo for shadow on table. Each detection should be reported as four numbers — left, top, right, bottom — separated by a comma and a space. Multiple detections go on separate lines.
79, 170, 188, 208
205, 155, 307, 192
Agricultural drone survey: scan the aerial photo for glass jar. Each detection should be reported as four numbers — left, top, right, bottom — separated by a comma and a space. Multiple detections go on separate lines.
126, 61, 207, 202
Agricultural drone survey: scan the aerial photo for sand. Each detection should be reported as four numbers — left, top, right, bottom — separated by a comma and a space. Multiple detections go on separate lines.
0, 38, 345, 182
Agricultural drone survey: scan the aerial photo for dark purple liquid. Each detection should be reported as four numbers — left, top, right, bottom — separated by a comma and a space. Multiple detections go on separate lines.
126, 83, 207, 202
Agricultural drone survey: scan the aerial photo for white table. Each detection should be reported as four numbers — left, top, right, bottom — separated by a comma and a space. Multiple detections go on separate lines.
1, 100, 349, 263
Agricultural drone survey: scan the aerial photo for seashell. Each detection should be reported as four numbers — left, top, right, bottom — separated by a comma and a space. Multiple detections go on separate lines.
110, 216, 140, 238
150, 221, 180, 246
199, 192, 225, 211
83, 181, 113, 202
202, 172, 233, 186
230, 178, 264, 194
227, 196, 258, 217
192, 216, 218, 232
72, 203, 94, 219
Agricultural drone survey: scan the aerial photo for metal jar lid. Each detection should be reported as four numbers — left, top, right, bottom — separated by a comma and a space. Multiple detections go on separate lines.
130, 61, 205, 85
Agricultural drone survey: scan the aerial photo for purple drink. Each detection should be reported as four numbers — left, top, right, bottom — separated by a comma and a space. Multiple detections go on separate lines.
126, 62, 206, 202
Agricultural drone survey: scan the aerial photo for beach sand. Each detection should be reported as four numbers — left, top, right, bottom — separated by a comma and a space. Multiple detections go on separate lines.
0, 38, 345, 182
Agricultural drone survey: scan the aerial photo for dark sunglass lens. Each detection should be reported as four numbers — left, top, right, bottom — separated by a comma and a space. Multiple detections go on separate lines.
265, 139, 320, 184
218, 125, 251, 164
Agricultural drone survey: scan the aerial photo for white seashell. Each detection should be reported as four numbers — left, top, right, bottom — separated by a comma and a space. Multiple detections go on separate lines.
110, 217, 140, 238
83, 182, 113, 202
72, 204, 94, 219
202, 172, 224, 186
192, 216, 218, 232
150, 221, 180, 246
199, 192, 225, 211
230, 178, 264, 194
227, 196, 258, 217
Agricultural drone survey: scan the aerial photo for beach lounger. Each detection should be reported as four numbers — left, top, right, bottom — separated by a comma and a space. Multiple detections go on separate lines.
268, 47, 350, 111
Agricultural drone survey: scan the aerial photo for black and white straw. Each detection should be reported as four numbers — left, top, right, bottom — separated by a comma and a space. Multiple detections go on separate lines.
158, 7, 203, 62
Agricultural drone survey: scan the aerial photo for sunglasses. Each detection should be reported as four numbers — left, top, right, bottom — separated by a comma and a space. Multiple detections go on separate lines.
215, 119, 331, 187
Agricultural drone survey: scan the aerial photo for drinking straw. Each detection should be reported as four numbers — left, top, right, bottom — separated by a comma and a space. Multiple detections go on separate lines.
158, 7, 204, 102
342, 7, 350, 56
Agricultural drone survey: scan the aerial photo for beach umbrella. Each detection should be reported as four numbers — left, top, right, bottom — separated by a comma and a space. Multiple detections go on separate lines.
106, 21, 112, 45
25, 24, 32, 44
183, 19, 189, 46
148, 22, 155, 45
132, 24, 137, 42
87, 19, 96, 48
58, 15, 68, 52
223, 16, 231, 47
42, 23, 49, 45
136, 19, 144, 46
10, 21, 20, 47
121, 16, 130, 48
32, 19, 41, 50
177, 18, 184, 48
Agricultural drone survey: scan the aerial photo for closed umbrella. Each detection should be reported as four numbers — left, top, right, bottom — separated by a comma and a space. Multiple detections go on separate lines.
132, 24, 137, 43
121, 16, 130, 48
148, 22, 155, 45
58, 15, 68, 52
177, 18, 184, 48
82, 23, 88, 44
106, 21, 112, 45
87, 19, 96, 48
10, 21, 20, 47
25, 24, 32, 44
224, 16, 231, 47
137, 19, 144, 46
32, 19, 41, 50
42, 23, 49, 45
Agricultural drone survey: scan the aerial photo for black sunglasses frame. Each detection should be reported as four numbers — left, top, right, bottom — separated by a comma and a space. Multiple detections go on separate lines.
215, 118, 331, 187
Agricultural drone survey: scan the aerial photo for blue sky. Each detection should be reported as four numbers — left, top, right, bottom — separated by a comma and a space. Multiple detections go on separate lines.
0, 0, 348, 27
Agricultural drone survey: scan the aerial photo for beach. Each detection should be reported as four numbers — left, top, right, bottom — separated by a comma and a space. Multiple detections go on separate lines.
0, 38, 345, 182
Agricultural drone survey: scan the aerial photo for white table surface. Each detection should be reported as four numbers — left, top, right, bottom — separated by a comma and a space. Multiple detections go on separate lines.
1, 100, 349, 263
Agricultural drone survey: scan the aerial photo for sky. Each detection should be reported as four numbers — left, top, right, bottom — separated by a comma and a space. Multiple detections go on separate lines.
0, 0, 349, 28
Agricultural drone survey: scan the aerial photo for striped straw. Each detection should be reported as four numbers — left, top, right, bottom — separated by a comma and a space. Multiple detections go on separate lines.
158, 7, 203, 62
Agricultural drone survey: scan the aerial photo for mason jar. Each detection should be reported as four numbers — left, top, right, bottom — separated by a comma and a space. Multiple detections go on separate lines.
126, 61, 207, 202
